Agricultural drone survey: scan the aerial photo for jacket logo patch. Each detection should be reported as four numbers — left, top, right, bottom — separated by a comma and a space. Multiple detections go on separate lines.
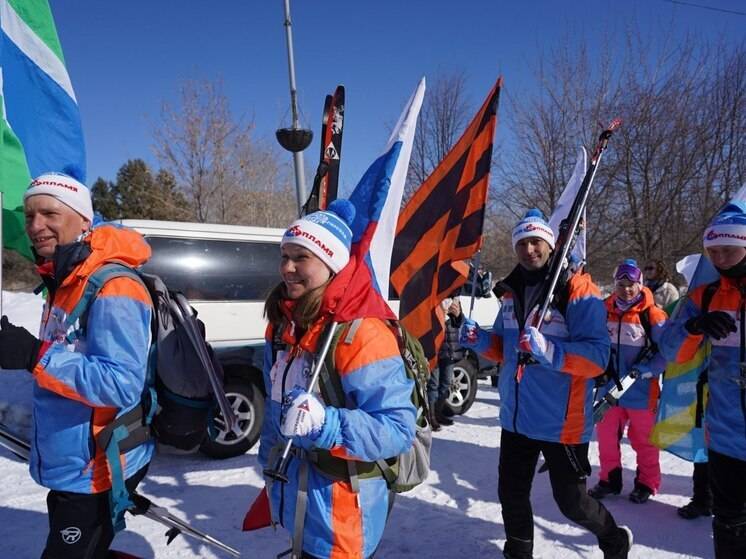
61, 527, 82, 544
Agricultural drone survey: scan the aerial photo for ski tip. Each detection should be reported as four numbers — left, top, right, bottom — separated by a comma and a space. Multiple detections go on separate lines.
607, 118, 622, 131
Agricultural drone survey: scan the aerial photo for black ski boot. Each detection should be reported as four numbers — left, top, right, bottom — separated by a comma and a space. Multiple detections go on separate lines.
677, 499, 712, 519
600, 526, 633, 559
679, 462, 712, 518
435, 399, 454, 426
428, 403, 441, 432
588, 467, 622, 499
503, 536, 533, 558
629, 481, 654, 504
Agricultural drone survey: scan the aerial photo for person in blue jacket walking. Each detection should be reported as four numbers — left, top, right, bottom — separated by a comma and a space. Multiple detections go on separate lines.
259, 200, 416, 559
459, 209, 631, 559
659, 201, 746, 558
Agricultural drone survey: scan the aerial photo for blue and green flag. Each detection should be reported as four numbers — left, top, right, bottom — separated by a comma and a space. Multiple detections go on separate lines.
0, 0, 85, 259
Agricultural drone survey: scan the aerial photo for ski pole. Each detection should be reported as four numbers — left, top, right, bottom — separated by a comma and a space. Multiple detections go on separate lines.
468, 251, 482, 319
0, 422, 30, 461
263, 321, 339, 483
129, 492, 241, 558
0, 422, 241, 557
169, 294, 240, 435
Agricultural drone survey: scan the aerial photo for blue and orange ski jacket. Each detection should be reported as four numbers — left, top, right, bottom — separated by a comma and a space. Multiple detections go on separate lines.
597, 288, 668, 410
659, 276, 746, 461
30, 224, 154, 493
258, 281, 416, 558
471, 269, 610, 444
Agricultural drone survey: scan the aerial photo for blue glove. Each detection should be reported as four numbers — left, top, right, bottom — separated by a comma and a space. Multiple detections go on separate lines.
459, 318, 480, 348
519, 326, 555, 366
280, 388, 326, 440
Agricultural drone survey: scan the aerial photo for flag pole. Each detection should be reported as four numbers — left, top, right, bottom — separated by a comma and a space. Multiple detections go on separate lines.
467, 251, 481, 319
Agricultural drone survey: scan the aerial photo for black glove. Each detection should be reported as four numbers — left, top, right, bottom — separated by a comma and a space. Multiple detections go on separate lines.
685, 311, 737, 340
594, 359, 615, 388
0, 315, 41, 371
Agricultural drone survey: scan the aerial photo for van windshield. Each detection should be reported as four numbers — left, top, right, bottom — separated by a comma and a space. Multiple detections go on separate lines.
141, 236, 280, 301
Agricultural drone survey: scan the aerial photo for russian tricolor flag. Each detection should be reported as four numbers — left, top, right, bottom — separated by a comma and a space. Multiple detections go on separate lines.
348, 77, 425, 300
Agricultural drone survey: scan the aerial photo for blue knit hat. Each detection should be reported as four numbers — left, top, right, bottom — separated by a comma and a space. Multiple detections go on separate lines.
512, 209, 555, 251
704, 201, 746, 249
282, 200, 356, 273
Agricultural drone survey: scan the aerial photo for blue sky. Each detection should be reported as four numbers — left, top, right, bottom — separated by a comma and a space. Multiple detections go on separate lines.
52, 0, 744, 198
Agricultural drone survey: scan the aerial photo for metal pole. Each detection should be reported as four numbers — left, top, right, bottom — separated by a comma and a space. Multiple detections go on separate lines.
282, 0, 307, 215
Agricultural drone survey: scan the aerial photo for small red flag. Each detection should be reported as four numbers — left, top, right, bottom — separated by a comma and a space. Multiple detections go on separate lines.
242, 487, 272, 531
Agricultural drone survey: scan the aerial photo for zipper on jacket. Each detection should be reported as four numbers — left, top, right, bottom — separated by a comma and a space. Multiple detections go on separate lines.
88, 409, 96, 463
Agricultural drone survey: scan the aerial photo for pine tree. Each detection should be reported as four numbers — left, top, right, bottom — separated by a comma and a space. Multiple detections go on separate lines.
116, 159, 154, 218
91, 177, 119, 220
153, 169, 192, 220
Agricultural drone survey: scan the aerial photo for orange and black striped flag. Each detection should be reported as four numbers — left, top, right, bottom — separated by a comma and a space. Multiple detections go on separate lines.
390, 77, 502, 367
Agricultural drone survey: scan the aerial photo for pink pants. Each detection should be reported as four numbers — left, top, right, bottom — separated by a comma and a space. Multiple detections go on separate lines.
596, 406, 661, 492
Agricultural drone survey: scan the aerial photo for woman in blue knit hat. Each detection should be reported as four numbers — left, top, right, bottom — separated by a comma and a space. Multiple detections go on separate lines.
258, 200, 416, 559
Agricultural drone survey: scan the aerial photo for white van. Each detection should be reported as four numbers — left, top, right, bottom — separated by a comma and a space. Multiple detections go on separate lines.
120, 219, 499, 458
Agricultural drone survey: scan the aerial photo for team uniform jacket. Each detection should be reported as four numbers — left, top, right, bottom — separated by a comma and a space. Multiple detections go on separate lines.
258, 312, 416, 559
659, 276, 746, 461
471, 270, 610, 444
597, 288, 668, 410
30, 224, 154, 494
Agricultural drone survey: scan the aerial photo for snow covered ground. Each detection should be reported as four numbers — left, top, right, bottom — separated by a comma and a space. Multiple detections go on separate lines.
0, 291, 714, 558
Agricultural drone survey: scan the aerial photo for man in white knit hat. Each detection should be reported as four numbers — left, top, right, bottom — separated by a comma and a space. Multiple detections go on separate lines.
458, 209, 631, 558
0, 172, 154, 559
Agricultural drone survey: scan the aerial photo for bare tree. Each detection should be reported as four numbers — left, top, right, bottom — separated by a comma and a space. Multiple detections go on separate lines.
152, 79, 296, 227
496, 27, 746, 279
406, 71, 472, 198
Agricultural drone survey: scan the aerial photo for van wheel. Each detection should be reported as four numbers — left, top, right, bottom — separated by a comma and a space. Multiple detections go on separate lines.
445, 359, 478, 415
200, 379, 264, 459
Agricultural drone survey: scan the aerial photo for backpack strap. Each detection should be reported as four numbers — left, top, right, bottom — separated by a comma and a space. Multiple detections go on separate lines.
318, 320, 362, 493
66, 263, 155, 532
310, 318, 402, 490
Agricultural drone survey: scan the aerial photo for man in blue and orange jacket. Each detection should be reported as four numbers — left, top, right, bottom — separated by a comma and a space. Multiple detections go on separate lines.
0, 173, 153, 559
459, 209, 631, 559
659, 200, 746, 558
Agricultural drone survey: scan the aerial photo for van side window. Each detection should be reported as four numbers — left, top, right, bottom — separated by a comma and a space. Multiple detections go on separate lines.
141, 237, 279, 301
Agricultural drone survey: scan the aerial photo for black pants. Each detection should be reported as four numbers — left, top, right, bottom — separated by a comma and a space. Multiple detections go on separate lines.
42, 465, 148, 559
692, 460, 712, 506
709, 449, 746, 559
498, 430, 622, 557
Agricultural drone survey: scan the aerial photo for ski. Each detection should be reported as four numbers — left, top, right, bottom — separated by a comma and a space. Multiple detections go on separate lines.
0, 422, 241, 558
593, 374, 637, 423
515, 118, 622, 381
302, 85, 345, 215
